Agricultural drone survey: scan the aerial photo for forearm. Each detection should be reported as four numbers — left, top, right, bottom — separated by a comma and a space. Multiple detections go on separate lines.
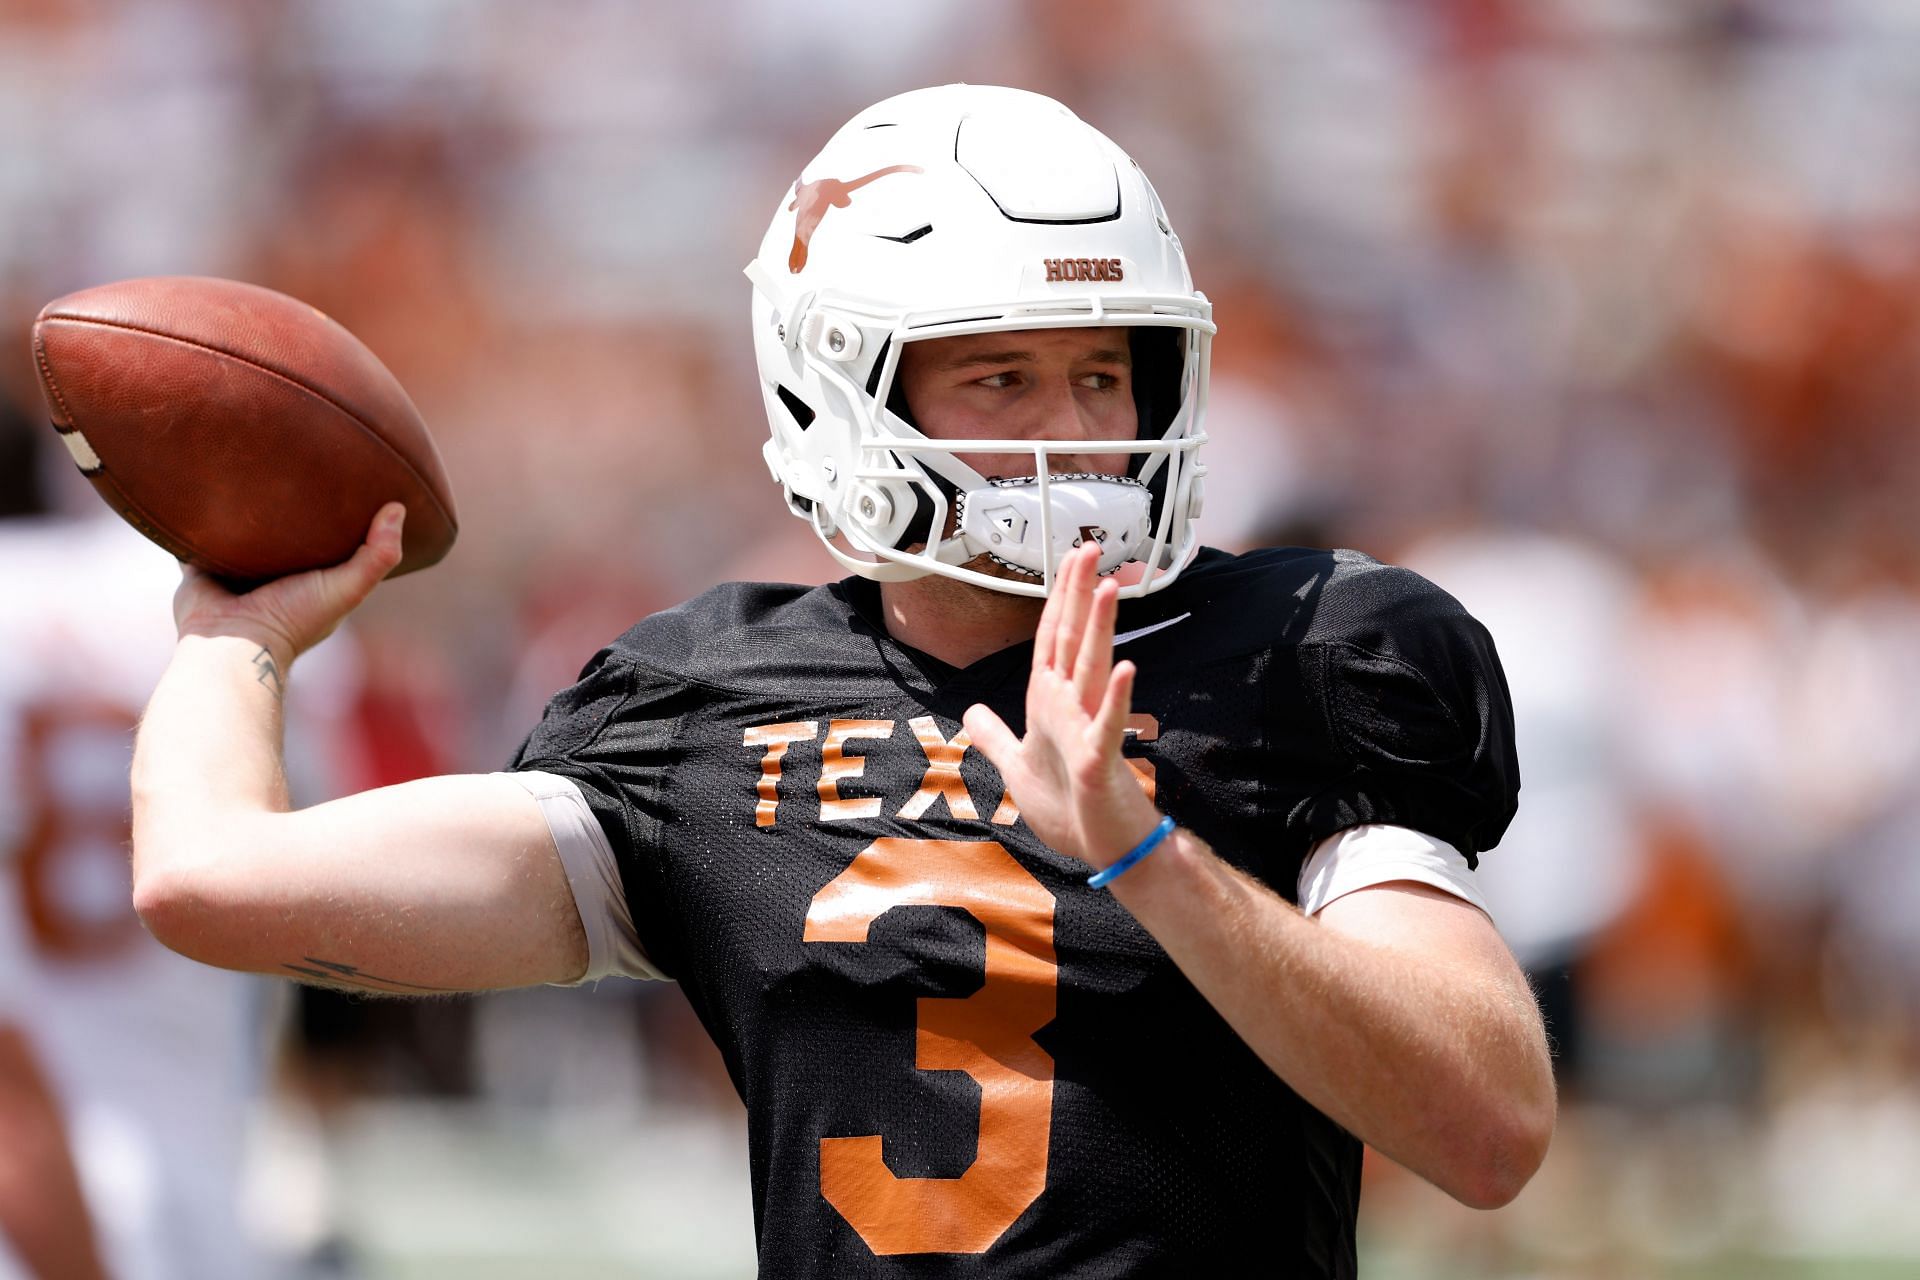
132, 634, 292, 879
130, 631, 588, 990
137, 503, 402, 859
124, 515, 587, 991
1107, 830, 1553, 1208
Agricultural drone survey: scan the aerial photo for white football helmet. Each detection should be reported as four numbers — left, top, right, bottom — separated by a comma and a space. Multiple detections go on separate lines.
746, 84, 1213, 598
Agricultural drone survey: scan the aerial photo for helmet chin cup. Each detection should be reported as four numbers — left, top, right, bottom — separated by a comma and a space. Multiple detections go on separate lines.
957, 475, 1152, 579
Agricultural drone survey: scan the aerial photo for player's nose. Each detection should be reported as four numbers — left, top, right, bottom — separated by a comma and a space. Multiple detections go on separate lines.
1021, 375, 1129, 476
1010, 374, 1094, 441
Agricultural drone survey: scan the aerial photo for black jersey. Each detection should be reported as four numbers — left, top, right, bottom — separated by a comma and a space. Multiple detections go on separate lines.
510, 545, 1518, 1278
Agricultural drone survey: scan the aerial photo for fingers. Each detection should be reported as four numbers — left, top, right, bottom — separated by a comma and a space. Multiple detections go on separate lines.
171, 504, 408, 665
1073, 576, 1119, 707
1034, 539, 1094, 670
1049, 540, 1099, 673
962, 702, 1021, 766
264, 504, 405, 658
1033, 563, 1061, 672
1091, 659, 1136, 756
1035, 538, 1085, 671
369, 501, 407, 572
324, 503, 405, 604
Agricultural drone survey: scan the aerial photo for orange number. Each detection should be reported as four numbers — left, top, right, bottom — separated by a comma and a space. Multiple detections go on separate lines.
11, 701, 144, 961
804, 838, 1057, 1255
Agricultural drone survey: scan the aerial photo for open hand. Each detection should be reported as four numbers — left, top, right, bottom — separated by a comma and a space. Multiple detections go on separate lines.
172, 502, 406, 669
963, 541, 1163, 870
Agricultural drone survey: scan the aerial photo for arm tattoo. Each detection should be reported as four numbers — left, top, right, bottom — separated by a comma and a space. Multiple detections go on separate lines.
251, 647, 285, 700
283, 956, 464, 996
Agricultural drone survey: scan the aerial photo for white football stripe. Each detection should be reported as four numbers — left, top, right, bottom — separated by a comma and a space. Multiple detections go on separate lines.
57, 428, 102, 474
1113, 612, 1191, 647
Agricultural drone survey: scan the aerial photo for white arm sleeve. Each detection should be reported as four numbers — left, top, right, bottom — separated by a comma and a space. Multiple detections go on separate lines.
1297, 823, 1490, 919
499, 770, 664, 983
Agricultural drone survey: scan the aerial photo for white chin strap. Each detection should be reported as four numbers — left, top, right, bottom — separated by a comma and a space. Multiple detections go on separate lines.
953, 474, 1153, 579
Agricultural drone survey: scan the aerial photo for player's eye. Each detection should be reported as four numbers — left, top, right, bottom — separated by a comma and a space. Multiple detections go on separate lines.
1079, 372, 1125, 391
974, 371, 1021, 389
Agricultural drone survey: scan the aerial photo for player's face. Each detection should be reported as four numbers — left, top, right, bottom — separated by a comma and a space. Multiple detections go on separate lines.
896, 327, 1136, 481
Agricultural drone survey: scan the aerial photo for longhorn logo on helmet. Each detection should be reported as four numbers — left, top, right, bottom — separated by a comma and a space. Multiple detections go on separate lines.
788, 165, 924, 272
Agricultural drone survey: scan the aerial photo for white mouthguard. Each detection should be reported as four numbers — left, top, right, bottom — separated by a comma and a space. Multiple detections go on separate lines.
955, 474, 1152, 579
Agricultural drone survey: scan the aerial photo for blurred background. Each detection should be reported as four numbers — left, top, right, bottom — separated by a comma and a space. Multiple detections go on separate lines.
4, 0, 1920, 1276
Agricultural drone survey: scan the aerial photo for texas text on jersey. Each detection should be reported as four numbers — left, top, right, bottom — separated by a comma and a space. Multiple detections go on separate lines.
511, 545, 1517, 1276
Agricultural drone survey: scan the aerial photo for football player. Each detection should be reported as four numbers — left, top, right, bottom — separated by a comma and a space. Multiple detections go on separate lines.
0, 961, 108, 1280
128, 86, 1553, 1275
0, 440, 360, 1278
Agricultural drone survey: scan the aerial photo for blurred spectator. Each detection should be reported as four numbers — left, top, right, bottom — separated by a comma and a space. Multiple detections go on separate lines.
1401, 530, 1646, 1091
11, 0, 1920, 1271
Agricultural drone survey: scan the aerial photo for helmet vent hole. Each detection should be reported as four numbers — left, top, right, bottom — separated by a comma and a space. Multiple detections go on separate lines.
775, 386, 815, 431
874, 224, 934, 245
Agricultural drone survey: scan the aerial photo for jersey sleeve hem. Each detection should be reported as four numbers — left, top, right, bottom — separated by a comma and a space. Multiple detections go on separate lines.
1296, 823, 1490, 919
498, 769, 665, 983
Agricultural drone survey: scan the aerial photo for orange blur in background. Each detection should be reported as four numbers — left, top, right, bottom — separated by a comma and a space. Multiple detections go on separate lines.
4, 2, 1920, 1277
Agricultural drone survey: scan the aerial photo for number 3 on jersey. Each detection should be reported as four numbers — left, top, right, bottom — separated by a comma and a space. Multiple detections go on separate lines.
804, 838, 1056, 1256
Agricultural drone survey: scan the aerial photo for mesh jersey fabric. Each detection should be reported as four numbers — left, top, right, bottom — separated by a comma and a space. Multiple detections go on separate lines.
509, 544, 1519, 1278
520, 776, 1490, 983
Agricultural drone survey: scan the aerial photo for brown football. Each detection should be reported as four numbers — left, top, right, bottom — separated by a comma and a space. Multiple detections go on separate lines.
31, 276, 457, 587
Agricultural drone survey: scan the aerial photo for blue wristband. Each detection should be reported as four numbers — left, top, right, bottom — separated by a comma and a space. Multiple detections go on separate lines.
1087, 815, 1177, 889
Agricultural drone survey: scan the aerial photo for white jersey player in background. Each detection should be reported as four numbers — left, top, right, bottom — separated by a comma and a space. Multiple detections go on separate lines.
0, 470, 359, 1279
0, 904, 107, 1279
